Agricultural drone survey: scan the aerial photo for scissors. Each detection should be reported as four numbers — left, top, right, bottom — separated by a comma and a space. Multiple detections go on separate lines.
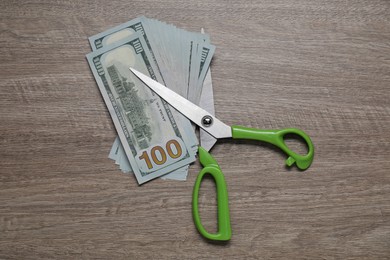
130, 68, 314, 241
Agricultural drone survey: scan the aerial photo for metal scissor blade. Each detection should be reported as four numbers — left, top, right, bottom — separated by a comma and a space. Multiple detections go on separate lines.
199, 68, 217, 151
130, 68, 232, 139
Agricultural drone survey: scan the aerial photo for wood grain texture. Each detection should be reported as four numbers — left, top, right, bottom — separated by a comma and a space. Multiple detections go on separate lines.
0, 0, 389, 259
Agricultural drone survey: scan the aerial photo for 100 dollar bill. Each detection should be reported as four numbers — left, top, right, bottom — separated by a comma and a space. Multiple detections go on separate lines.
86, 33, 197, 184
89, 16, 194, 179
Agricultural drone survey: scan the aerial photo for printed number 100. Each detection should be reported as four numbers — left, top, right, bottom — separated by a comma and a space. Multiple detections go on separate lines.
139, 139, 182, 169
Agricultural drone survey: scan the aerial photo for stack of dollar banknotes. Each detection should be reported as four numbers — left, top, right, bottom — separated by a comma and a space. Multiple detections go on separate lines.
87, 16, 216, 184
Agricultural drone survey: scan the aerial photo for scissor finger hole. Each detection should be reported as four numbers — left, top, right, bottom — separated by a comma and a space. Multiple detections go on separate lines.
282, 133, 309, 156
197, 174, 218, 234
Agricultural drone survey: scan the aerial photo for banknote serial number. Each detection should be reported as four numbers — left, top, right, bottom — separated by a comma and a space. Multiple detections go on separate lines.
138, 139, 182, 169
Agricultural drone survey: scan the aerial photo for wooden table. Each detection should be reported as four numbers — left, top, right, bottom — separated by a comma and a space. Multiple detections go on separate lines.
1, 1, 389, 259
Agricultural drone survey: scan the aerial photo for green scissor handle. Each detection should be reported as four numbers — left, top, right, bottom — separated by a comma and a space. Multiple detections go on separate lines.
232, 125, 314, 170
192, 146, 231, 241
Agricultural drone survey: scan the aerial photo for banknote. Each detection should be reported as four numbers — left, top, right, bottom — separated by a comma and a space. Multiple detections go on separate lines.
86, 33, 197, 184
187, 43, 215, 104
90, 17, 197, 180
89, 17, 215, 180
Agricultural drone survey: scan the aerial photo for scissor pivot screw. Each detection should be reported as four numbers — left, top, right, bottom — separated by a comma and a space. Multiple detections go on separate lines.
202, 115, 213, 127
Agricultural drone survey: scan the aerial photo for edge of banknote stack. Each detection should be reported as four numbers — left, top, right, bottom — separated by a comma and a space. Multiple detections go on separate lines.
86, 16, 216, 184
